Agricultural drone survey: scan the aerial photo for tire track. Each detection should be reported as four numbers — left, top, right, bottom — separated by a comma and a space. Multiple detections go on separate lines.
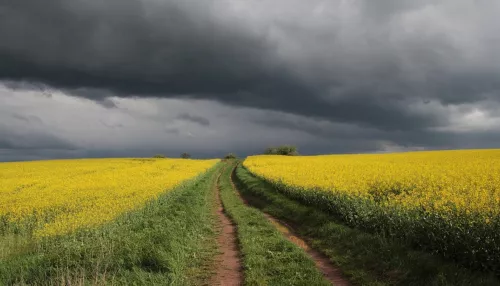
229, 166, 351, 286
210, 168, 243, 286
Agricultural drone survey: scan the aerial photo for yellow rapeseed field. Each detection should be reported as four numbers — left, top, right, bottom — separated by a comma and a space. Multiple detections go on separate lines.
0, 158, 218, 236
244, 149, 500, 218
244, 149, 500, 271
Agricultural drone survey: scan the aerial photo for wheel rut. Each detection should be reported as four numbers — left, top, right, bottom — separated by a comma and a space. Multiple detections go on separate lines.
229, 166, 351, 286
210, 169, 243, 286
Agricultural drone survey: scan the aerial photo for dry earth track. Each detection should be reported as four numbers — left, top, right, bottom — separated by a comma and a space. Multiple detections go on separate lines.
229, 165, 351, 286
210, 170, 243, 286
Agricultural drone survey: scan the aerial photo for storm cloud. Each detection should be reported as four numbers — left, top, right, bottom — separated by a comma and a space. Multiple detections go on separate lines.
176, 113, 210, 127
0, 126, 76, 150
1, 0, 500, 160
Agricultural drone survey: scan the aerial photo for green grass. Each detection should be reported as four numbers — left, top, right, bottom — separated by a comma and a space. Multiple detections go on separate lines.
0, 234, 33, 261
0, 163, 223, 285
218, 161, 330, 285
235, 163, 500, 286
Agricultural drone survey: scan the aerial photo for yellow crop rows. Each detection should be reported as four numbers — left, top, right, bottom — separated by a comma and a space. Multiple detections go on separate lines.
244, 149, 500, 271
0, 158, 218, 236
244, 150, 500, 217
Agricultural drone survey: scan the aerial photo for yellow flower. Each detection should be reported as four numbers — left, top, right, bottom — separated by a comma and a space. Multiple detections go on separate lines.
244, 149, 500, 219
0, 158, 218, 237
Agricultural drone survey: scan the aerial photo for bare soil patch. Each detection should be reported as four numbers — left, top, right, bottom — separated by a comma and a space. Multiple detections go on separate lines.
210, 171, 243, 286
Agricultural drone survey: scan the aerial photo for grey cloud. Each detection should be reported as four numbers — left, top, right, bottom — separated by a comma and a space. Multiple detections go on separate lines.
165, 127, 180, 135
96, 98, 118, 109
2, 0, 499, 134
1, 80, 54, 97
250, 110, 489, 153
0, 149, 76, 162
0, 0, 281, 97
0, 127, 77, 150
2, 89, 500, 162
11, 113, 43, 124
99, 120, 124, 129
176, 113, 210, 127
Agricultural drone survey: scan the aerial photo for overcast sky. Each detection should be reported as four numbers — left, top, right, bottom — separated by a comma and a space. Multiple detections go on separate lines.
1, 0, 500, 161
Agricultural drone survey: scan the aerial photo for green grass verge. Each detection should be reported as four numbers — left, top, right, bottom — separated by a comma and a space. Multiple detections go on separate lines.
0, 163, 223, 285
235, 164, 500, 286
218, 161, 330, 285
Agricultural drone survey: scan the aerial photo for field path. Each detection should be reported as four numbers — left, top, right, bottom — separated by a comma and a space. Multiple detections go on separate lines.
210, 168, 243, 286
229, 165, 350, 286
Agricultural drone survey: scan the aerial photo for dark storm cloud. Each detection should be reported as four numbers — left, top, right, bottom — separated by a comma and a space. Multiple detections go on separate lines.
0, 0, 285, 97
11, 113, 43, 124
176, 113, 210, 127
0, 149, 75, 162
99, 119, 123, 129
1, 0, 500, 142
2, 80, 54, 97
0, 128, 77, 150
164, 127, 181, 135
96, 98, 118, 109
251, 111, 479, 153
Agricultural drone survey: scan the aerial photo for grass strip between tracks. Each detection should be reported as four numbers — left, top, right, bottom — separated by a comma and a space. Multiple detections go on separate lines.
218, 160, 330, 285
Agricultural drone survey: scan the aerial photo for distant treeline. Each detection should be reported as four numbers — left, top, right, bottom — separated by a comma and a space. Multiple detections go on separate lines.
263, 145, 298, 156
151, 145, 298, 159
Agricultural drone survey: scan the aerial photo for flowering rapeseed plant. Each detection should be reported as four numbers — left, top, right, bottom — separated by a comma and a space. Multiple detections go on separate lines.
0, 158, 218, 236
244, 150, 500, 272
